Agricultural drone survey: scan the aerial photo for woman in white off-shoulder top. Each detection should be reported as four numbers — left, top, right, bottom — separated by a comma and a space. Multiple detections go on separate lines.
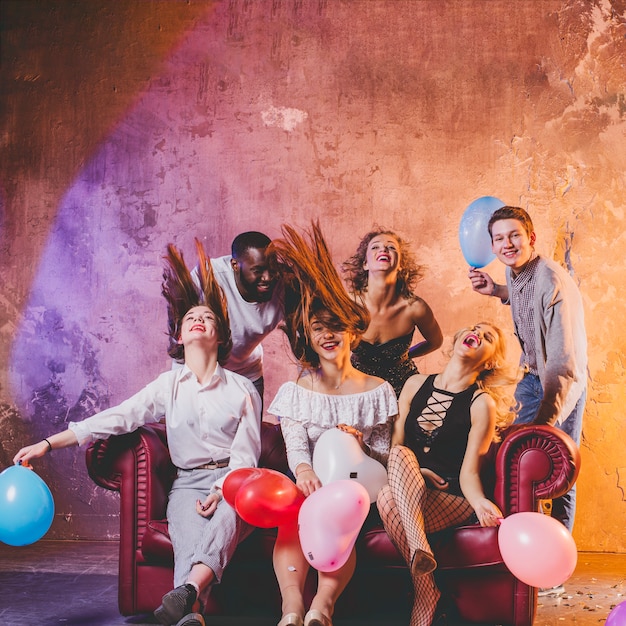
266, 222, 398, 626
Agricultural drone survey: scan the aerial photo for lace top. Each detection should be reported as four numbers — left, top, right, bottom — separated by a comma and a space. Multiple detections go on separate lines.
351, 332, 418, 396
267, 380, 398, 473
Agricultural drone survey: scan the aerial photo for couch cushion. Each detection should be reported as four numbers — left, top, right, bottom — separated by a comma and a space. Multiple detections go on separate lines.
432, 525, 504, 569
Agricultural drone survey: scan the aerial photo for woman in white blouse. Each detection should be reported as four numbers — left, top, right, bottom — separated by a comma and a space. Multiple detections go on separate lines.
267, 223, 398, 626
13, 241, 262, 626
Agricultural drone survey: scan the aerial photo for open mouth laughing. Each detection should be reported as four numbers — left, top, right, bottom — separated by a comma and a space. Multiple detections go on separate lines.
463, 333, 480, 348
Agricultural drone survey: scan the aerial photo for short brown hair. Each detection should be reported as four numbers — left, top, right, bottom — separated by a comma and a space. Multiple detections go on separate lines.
488, 206, 534, 240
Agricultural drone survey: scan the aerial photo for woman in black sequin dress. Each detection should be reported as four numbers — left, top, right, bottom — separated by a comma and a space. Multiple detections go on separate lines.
342, 228, 443, 396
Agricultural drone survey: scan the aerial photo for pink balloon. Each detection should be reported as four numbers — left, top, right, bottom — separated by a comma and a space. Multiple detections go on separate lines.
298, 480, 370, 572
497, 512, 577, 588
606, 601, 626, 626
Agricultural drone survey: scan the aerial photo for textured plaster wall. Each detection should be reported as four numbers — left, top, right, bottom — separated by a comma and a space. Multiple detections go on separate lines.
0, 0, 624, 552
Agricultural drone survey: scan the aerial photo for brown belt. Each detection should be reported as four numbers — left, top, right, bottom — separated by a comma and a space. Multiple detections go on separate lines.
185, 458, 230, 470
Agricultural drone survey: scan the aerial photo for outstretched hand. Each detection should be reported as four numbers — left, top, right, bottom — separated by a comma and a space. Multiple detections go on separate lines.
13, 441, 49, 467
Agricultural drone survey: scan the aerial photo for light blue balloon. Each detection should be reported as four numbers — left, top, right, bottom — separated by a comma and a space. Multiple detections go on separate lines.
0, 464, 55, 546
459, 196, 505, 268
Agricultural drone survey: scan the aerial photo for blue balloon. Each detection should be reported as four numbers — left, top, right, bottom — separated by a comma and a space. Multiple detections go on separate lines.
459, 196, 505, 268
0, 464, 54, 546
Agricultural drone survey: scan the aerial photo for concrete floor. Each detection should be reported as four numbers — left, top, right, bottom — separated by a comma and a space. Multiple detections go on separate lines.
0, 541, 623, 625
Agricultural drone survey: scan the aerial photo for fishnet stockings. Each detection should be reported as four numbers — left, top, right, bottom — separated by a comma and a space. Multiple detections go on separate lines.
377, 445, 475, 626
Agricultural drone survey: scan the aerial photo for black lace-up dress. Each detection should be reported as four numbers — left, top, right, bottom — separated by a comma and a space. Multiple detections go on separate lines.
403, 374, 483, 496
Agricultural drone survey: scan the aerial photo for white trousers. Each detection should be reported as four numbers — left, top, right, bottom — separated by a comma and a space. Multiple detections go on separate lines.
166, 467, 254, 587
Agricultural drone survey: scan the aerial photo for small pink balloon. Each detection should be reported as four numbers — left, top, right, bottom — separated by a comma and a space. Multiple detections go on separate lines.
606, 600, 626, 626
298, 480, 370, 572
497, 512, 577, 588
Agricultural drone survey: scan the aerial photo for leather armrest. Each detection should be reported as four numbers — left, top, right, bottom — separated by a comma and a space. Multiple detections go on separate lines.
85, 424, 175, 526
494, 425, 581, 516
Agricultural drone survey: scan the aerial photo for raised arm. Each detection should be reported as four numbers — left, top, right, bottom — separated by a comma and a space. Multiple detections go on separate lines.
407, 298, 443, 359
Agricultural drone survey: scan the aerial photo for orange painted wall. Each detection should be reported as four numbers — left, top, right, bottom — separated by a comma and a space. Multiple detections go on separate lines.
1, 1, 624, 552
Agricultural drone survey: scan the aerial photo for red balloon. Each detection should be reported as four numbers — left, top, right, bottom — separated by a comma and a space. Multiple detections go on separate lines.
235, 469, 304, 528
222, 468, 263, 508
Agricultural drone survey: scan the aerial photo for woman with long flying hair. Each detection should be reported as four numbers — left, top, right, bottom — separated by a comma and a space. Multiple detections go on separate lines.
266, 222, 398, 626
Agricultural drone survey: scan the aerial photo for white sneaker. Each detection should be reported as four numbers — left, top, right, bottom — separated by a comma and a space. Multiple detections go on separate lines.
538, 584, 565, 597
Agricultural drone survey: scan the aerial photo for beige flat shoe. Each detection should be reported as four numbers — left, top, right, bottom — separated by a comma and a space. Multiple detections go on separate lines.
303, 609, 332, 626
278, 613, 304, 626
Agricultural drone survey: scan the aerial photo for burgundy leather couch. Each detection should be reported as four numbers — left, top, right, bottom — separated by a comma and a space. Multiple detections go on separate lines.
85, 422, 580, 625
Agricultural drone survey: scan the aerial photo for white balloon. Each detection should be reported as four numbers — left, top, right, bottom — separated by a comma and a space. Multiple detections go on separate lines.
313, 428, 388, 503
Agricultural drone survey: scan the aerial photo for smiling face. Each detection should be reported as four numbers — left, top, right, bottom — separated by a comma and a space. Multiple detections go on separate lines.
364, 233, 401, 273
232, 246, 277, 302
178, 305, 220, 350
490, 218, 536, 274
307, 312, 353, 365
454, 323, 499, 368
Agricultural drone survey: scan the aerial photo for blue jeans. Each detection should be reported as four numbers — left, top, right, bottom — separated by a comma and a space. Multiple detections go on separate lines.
514, 373, 585, 532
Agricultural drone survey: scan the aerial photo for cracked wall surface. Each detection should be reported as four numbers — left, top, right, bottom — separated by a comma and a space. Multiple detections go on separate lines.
1, 0, 625, 552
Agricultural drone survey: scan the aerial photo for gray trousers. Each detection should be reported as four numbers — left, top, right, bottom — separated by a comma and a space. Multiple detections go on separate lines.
166, 467, 254, 588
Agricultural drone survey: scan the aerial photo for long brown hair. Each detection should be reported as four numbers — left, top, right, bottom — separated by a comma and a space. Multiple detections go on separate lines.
268, 221, 370, 370
342, 227, 424, 299
162, 239, 232, 364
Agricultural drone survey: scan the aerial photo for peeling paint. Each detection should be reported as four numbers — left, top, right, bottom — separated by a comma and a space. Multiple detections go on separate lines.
261, 105, 308, 131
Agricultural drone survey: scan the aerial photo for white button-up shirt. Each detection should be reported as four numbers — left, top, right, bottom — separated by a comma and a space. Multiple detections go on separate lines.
69, 363, 262, 488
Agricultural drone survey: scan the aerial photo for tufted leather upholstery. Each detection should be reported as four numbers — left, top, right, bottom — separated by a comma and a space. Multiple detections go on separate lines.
86, 423, 580, 625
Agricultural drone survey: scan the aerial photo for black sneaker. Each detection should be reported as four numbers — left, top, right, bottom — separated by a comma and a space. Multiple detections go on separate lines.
154, 584, 198, 626
175, 613, 205, 626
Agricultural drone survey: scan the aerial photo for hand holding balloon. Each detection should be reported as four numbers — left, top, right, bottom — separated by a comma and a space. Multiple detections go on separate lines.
294, 465, 322, 497
298, 480, 370, 572
468, 269, 496, 296
13, 440, 52, 466
336, 423, 366, 450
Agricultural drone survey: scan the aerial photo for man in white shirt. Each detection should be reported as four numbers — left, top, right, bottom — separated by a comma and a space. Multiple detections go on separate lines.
194, 232, 284, 408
